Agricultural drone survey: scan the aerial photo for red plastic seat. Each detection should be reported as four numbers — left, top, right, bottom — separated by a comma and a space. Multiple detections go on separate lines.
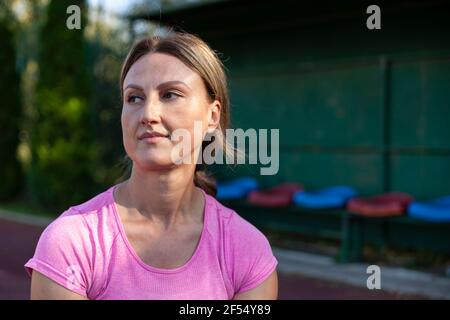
346, 192, 413, 217
247, 183, 303, 207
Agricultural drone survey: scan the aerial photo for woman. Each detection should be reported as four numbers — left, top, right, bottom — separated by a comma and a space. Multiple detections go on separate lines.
25, 31, 278, 300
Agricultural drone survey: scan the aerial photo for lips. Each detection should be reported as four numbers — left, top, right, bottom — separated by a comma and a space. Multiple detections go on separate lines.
138, 131, 170, 140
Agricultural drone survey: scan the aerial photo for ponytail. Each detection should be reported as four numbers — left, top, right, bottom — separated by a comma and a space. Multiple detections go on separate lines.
194, 163, 217, 197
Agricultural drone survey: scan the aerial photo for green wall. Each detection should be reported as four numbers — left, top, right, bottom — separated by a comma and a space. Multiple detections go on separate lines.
152, 0, 450, 199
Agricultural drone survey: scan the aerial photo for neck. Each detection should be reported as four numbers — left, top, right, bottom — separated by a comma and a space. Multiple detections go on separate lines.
118, 163, 202, 228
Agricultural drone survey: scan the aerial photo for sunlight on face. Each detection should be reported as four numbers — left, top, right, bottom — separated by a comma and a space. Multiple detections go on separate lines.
121, 52, 214, 171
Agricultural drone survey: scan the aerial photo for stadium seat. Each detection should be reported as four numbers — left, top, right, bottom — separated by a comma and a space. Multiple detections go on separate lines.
247, 183, 303, 207
216, 177, 259, 200
408, 196, 450, 222
293, 185, 357, 209
347, 192, 413, 217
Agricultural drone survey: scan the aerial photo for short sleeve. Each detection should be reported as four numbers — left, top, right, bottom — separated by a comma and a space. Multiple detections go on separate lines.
24, 209, 93, 297
225, 212, 278, 295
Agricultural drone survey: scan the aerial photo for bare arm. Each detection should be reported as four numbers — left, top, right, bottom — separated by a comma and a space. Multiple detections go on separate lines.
30, 271, 88, 300
233, 270, 278, 300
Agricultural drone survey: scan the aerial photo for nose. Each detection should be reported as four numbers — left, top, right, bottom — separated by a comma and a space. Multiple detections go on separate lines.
141, 95, 162, 126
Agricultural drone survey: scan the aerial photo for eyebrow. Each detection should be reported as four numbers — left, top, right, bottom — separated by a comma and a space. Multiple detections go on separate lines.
124, 80, 191, 92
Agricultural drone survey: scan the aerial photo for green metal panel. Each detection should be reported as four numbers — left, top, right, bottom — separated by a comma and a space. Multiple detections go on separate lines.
146, 1, 450, 200
213, 151, 382, 195
391, 155, 450, 199
391, 59, 450, 149
277, 152, 382, 195
213, 60, 385, 191
229, 64, 382, 147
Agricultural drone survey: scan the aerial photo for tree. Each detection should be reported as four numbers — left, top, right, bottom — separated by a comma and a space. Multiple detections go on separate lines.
85, 4, 131, 187
29, 0, 99, 212
0, 13, 23, 201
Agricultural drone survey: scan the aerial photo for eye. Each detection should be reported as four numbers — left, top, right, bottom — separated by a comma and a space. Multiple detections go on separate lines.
161, 91, 182, 101
127, 95, 144, 104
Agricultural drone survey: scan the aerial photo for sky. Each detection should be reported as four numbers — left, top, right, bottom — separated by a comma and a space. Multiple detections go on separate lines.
88, 0, 139, 15
87, 0, 201, 15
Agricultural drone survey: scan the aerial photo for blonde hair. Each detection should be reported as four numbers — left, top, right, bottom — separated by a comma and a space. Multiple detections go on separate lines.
119, 30, 238, 196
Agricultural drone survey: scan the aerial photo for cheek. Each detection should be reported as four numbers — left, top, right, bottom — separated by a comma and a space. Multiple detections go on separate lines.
182, 116, 209, 151
173, 99, 209, 131
171, 113, 204, 137
121, 108, 138, 149
121, 108, 137, 133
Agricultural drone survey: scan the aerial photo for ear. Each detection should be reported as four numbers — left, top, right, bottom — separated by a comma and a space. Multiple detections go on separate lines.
207, 100, 221, 134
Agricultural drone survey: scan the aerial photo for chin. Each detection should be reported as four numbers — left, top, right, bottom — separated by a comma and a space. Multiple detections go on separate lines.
135, 156, 176, 171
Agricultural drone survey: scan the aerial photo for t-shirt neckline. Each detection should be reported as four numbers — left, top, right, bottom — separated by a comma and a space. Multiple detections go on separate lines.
109, 184, 210, 274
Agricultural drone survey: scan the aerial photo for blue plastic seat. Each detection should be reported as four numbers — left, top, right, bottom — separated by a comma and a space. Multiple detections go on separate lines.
408, 196, 450, 222
293, 185, 357, 209
216, 177, 259, 200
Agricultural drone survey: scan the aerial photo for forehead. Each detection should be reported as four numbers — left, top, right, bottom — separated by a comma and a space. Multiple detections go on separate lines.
123, 52, 201, 89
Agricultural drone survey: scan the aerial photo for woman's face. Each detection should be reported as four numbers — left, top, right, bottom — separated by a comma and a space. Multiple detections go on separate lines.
122, 52, 220, 171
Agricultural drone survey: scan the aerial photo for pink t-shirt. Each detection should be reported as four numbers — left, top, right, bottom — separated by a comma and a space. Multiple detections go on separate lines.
24, 185, 278, 299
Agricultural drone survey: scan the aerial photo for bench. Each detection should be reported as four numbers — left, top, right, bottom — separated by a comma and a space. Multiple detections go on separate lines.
221, 200, 450, 263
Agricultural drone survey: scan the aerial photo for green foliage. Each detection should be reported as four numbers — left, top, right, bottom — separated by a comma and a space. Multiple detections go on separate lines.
38, 0, 88, 96
0, 15, 23, 201
29, 0, 99, 212
85, 14, 129, 188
